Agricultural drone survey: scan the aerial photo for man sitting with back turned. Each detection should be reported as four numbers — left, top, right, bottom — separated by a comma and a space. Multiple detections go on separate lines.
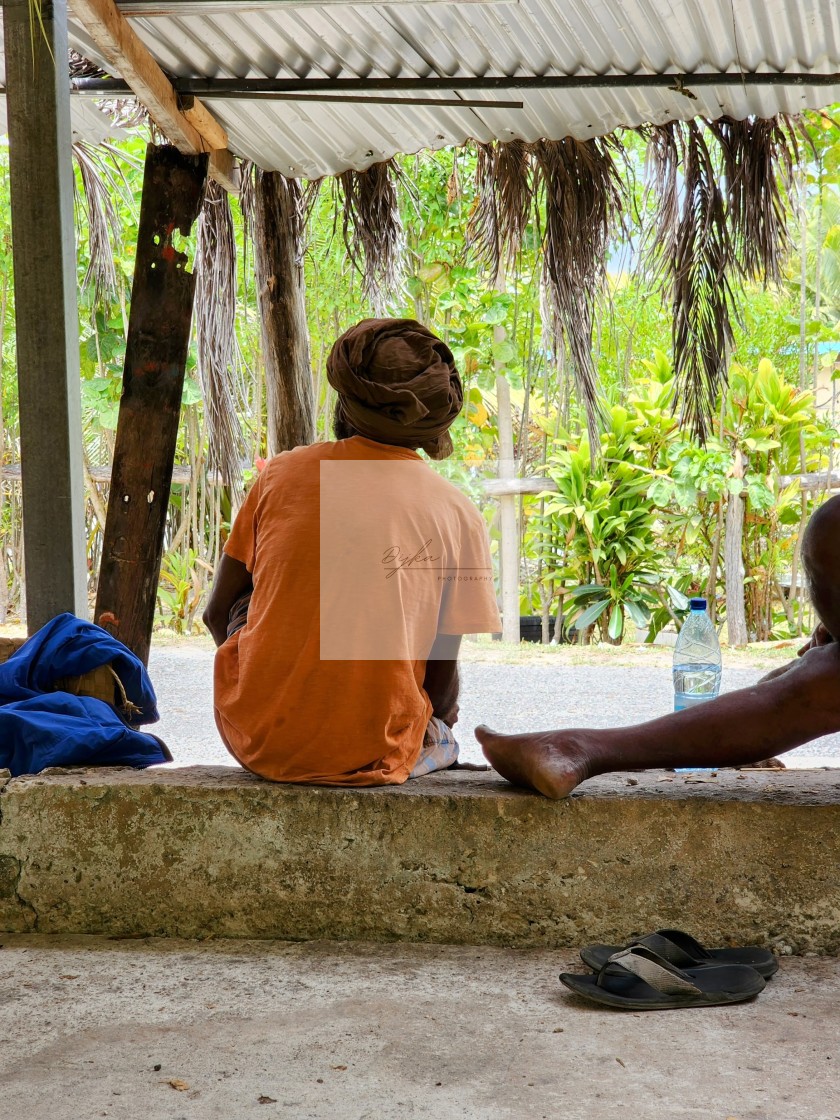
476, 494, 840, 797
204, 318, 501, 786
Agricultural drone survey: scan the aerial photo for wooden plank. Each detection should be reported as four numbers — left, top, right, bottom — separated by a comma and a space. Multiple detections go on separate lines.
3, 0, 88, 632
483, 477, 557, 497
69, 0, 238, 191
180, 96, 229, 151
778, 470, 840, 491
253, 171, 314, 453
487, 472, 840, 497
1, 463, 204, 484
94, 144, 208, 663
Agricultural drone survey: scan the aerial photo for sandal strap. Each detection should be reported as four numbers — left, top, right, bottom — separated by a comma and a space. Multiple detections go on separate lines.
654, 929, 711, 960
600, 945, 702, 996
635, 932, 701, 969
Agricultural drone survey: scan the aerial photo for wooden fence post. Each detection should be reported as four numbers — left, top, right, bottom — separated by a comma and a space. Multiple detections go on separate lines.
493, 270, 520, 644
94, 144, 208, 663
725, 449, 749, 647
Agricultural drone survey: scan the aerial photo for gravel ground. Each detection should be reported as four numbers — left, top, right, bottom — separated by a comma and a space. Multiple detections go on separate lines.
148, 639, 840, 770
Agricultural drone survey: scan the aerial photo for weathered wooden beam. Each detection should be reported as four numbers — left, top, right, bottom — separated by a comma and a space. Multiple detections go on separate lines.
253, 171, 314, 453
69, 0, 238, 191
94, 144, 208, 663
3, 0, 88, 631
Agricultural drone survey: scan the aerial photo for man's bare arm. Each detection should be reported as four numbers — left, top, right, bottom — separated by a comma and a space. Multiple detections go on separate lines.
203, 553, 253, 647
423, 633, 462, 726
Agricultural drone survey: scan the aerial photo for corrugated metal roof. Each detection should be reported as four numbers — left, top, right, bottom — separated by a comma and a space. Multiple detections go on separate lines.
0, 34, 125, 144
62, 0, 840, 176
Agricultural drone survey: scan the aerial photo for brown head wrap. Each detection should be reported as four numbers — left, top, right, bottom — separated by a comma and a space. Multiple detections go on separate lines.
326, 318, 463, 459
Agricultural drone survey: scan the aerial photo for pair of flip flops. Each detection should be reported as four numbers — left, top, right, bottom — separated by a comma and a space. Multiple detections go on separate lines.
560, 928, 778, 1011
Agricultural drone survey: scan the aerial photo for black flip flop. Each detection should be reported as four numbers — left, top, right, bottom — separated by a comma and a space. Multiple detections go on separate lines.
580, 928, 778, 980
561, 944, 766, 1011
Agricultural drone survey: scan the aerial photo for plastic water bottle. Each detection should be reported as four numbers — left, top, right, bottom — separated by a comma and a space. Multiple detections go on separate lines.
673, 598, 721, 712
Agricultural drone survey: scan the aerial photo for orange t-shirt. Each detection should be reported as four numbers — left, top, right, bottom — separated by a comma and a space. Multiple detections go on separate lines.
213, 436, 501, 785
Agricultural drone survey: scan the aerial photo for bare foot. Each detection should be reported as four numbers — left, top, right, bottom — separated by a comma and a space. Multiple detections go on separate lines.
474, 725, 593, 799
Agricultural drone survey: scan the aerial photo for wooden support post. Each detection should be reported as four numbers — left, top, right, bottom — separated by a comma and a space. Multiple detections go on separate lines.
3, 0, 88, 631
253, 171, 314, 453
94, 144, 208, 663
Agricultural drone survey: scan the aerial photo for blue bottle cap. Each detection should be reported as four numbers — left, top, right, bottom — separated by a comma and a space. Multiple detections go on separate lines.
689, 597, 707, 610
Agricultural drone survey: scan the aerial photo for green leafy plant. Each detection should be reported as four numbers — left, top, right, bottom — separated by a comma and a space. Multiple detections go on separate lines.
540, 395, 680, 643
157, 549, 210, 634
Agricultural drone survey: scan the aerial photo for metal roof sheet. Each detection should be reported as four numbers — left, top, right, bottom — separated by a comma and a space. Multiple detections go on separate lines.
0, 92, 126, 145
58, 0, 840, 176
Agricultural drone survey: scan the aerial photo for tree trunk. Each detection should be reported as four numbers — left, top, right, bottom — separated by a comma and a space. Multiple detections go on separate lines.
724, 452, 749, 647
253, 171, 314, 454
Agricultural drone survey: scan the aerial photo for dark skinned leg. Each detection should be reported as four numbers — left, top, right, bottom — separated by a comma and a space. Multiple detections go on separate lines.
476, 642, 840, 799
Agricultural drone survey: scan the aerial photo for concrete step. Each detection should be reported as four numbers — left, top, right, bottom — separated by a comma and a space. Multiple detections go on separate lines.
2, 765, 839, 952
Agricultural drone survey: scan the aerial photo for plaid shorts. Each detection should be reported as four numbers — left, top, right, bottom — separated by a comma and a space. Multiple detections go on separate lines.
408, 716, 459, 779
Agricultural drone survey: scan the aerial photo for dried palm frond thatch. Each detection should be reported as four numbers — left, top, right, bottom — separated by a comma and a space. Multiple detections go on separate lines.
468, 140, 533, 281
645, 120, 737, 441
236, 159, 257, 290
533, 136, 624, 442
194, 178, 246, 498
69, 48, 148, 130
335, 159, 404, 312
706, 114, 796, 285
68, 49, 102, 79
72, 139, 124, 305
644, 115, 798, 438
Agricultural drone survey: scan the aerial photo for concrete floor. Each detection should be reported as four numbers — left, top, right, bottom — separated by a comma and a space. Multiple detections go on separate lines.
0, 936, 837, 1120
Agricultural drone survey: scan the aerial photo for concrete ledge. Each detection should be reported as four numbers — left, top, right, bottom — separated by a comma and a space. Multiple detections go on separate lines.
1, 765, 839, 951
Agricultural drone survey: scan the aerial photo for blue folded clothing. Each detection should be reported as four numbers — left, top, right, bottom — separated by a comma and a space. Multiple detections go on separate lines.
0, 613, 171, 777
